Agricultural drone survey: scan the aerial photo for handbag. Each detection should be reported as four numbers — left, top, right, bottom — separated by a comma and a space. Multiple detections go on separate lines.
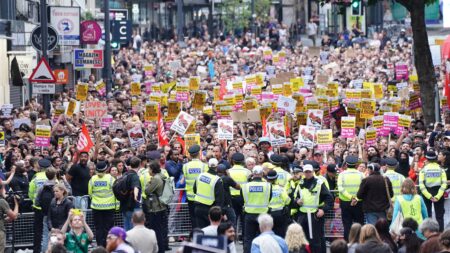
389, 211, 404, 235
384, 176, 394, 220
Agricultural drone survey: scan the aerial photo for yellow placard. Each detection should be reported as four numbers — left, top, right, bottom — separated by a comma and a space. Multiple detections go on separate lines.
66, 100, 77, 117
373, 83, 383, 99
213, 86, 221, 101
361, 89, 372, 99
193, 91, 206, 110
283, 83, 293, 96
145, 103, 158, 121
233, 82, 243, 92
76, 84, 88, 101
272, 84, 283, 95
341, 117, 356, 128
399, 114, 412, 128
36, 125, 51, 137
316, 129, 333, 144
185, 134, 201, 156
224, 94, 236, 106
291, 77, 304, 91
167, 101, 180, 121
151, 83, 161, 93
251, 86, 262, 97
245, 76, 256, 86
149, 94, 161, 103
131, 82, 141, 96
255, 74, 264, 86
360, 99, 376, 119
189, 77, 200, 90
203, 106, 213, 115
292, 94, 304, 112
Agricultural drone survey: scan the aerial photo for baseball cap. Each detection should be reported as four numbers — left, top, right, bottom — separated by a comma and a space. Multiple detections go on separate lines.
252, 165, 264, 174
303, 164, 314, 172
208, 158, 219, 168
108, 226, 126, 241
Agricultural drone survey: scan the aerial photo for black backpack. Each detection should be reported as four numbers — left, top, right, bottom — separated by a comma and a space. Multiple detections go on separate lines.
40, 184, 55, 214
112, 173, 131, 202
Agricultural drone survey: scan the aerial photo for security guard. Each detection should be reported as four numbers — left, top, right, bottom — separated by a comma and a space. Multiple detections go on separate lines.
294, 164, 333, 253
337, 156, 364, 240
384, 158, 405, 200
88, 161, 116, 247
241, 165, 271, 253
419, 150, 447, 231
267, 170, 291, 237
193, 158, 225, 228
286, 164, 303, 220
228, 152, 251, 228
29, 158, 51, 253
182, 145, 208, 228
270, 154, 291, 187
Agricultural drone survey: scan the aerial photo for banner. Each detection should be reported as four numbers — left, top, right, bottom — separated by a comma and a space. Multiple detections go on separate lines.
145, 103, 159, 121
74, 49, 104, 69
171, 111, 195, 136
84, 101, 107, 119
267, 121, 286, 146
35, 125, 51, 147
128, 125, 145, 148
76, 84, 88, 101
298, 125, 315, 149
307, 109, 323, 130
341, 116, 356, 138
316, 129, 333, 151
218, 119, 234, 140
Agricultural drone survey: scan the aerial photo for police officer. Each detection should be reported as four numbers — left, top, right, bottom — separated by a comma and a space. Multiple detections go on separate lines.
286, 164, 303, 220
88, 161, 116, 247
266, 170, 290, 237
228, 152, 250, 228
294, 164, 333, 253
305, 160, 330, 189
182, 145, 207, 228
241, 165, 272, 253
29, 158, 51, 253
270, 154, 291, 187
419, 150, 447, 231
193, 158, 225, 228
337, 156, 364, 240
384, 158, 405, 200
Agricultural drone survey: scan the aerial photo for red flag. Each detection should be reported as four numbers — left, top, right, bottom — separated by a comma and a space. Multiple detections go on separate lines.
285, 116, 291, 137
219, 77, 227, 100
262, 116, 268, 137
445, 73, 450, 107
158, 109, 169, 147
176, 135, 186, 154
77, 123, 94, 153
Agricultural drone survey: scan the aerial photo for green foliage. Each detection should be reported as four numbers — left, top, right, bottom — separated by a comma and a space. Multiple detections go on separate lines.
221, 0, 270, 33
81, 11, 94, 21
255, 0, 271, 23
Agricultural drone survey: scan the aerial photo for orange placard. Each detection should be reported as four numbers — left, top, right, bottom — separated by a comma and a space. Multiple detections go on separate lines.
54, 69, 69, 84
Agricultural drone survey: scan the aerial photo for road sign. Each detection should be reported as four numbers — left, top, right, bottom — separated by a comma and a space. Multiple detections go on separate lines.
29, 57, 56, 83
54, 69, 69, 84
32, 83, 56, 94
111, 20, 131, 44
30, 25, 59, 52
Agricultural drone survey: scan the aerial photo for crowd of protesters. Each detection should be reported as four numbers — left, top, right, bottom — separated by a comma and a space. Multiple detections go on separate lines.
0, 15, 449, 253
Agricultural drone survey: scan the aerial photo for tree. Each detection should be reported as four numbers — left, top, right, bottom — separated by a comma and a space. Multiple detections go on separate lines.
221, 0, 270, 34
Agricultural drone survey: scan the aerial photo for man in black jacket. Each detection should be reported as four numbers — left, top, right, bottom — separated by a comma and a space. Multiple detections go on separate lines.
357, 163, 393, 225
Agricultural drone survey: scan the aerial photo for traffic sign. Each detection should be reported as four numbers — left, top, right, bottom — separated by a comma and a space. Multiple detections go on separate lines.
111, 20, 131, 44
29, 57, 56, 83
30, 25, 59, 52
32, 83, 56, 94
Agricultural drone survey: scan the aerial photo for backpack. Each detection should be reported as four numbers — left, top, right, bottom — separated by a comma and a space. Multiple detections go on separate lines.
112, 173, 132, 202
158, 176, 174, 205
40, 184, 55, 214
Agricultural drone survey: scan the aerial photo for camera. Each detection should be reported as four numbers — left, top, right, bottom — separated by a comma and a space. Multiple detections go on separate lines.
5, 190, 22, 210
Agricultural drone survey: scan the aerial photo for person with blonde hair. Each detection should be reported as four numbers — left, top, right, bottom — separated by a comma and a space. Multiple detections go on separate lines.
348, 223, 362, 253
391, 178, 428, 232
355, 224, 392, 253
284, 223, 310, 253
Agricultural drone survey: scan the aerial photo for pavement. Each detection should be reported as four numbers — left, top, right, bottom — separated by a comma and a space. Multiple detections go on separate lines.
168, 241, 244, 253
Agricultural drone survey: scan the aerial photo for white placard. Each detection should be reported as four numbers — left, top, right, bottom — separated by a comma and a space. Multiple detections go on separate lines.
50, 6, 80, 45
217, 119, 233, 140
277, 96, 297, 114
33, 83, 56, 94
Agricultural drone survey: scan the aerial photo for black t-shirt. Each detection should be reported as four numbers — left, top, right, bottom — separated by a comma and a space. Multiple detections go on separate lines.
10, 174, 29, 196
220, 175, 237, 207
68, 163, 91, 196
121, 170, 141, 212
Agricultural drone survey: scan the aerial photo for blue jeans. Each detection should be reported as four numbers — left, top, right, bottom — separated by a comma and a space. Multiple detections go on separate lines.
365, 212, 386, 225
41, 216, 49, 253
122, 208, 142, 231
73, 196, 89, 210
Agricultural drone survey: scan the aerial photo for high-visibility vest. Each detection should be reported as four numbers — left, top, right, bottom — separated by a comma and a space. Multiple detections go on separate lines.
183, 159, 207, 200
316, 175, 329, 189
269, 184, 290, 211
419, 162, 447, 200
384, 170, 405, 199
242, 181, 271, 214
286, 179, 300, 216
194, 172, 220, 206
398, 194, 423, 225
229, 165, 250, 196
299, 179, 323, 213
274, 167, 291, 187
28, 172, 48, 210
88, 174, 117, 210
337, 169, 363, 202
139, 168, 152, 200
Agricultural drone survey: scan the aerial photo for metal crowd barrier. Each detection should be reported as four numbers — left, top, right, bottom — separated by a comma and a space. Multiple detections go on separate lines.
6, 189, 346, 248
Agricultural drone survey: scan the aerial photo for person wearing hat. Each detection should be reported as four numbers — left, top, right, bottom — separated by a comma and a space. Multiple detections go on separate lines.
304, 160, 330, 190
105, 226, 135, 253
182, 144, 208, 228
193, 158, 225, 228
270, 154, 291, 187
286, 164, 303, 219
217, 164, 240, 227
88, 161, 116, 247
356, 163, 393, 225
324, 164, 338, 195
258, 137, 272, 153
29, 158, 52, 253
384, 158, 405, 200
293, 164, 333, 253
266, 170, 291, 237
228, 152, 251, 228
337, 155, 365, 240
240, 165, 272, 253
419, 150, 447, 231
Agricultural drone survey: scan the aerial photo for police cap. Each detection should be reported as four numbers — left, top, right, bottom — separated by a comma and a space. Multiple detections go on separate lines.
303, 160, 320, 171
345, 156, 359, 167
385, 158, 398, 167
188, 145, 201, 155
266, 170, 278, 180
38, 159, 52, 169
270, 154, 283, 165
96, 161, 109, 172
232, 153, 245, 163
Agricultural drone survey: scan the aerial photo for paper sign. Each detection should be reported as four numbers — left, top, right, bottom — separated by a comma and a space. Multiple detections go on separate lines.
395, 63, 409, 81
307, 109, 323, 130
167, 101, 181, 121
65, 100, 79, 117
398, 114, 412, 128
84, 101, 107, 119
176, 83, 189, 102
267, 121, 286, 146
189, 76, 200, 90
145, 103, 159, 121
35, 125, 51, 147
193, 91, 207, 110
76, 84, 88, 101
95, 81, 106, 96
14, 118, 31, 130
341, 116, 356, 138
360, 99, 376, 119
365, 128, 377, 146
131, 82, 141, 96
298, 125, 315, 149
101, 115, 113, 129
383, 112, 399, 130
218, 119, 233, 140
277, 96, 297, 114
0, 104, 13, 118
184, 134, 201, 156
128, 125, 145, 148
316, 129, 333, 151
171, 111, 195, 136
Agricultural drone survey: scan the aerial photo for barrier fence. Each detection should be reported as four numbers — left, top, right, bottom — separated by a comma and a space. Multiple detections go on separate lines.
6, 203, 344, 249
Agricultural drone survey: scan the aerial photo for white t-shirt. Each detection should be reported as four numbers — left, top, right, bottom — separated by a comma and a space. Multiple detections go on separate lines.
202, 225, 219, 236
